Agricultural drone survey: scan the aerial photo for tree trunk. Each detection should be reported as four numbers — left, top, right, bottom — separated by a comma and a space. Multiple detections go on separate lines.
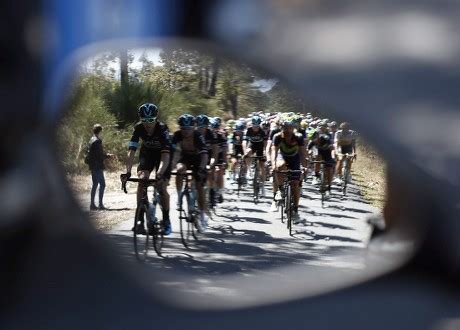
119, 49, 129, 88
208, 58, 219, 96
198, 67, 204, 91
230, 91, 238, 118
204, 67, 209, 93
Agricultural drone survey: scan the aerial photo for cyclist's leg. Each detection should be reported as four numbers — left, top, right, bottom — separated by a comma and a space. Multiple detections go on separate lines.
216, 163, 225, 202
175, 160, 187, 195
257, 148, 266, 182
242, 148, 253, 177
336, 150, 344, 177
287, 156, 301, 208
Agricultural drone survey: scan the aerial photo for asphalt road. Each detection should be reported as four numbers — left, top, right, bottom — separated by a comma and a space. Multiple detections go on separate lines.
98, 174, 378, 307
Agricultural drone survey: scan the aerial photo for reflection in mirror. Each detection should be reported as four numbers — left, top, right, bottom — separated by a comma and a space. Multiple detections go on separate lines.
56, 46, 393, 307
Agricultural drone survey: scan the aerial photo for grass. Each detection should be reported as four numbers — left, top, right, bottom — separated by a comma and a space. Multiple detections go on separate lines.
351, 140, 387, 211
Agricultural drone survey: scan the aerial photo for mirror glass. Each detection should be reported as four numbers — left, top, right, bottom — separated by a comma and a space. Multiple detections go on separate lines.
56, 45, 392, 306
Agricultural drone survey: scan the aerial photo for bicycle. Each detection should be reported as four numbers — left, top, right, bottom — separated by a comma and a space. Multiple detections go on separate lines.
233, 155, 245, 197
275, 169, 302, 236
249, 155, 266, 203
121, 177, 164, 260
309, 160, 328, 208
172, 170, 203, 248
338, 153, 356, 197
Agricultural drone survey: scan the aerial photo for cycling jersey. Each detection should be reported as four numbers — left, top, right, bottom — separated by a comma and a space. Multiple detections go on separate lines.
297, 128, 307, 139
244, 127, 267, 146
215, 131, 227, 165
273, 132, 304, 180
308, 133, 335, 167
269, 128, 281, 141
171, 130, 207, 156
273, 132, 304, 158
128, 121, 172, 176
201, 128, 218, 152
128, 121, 171, 153
172, 130, 208, 179
335, 129, 357, 147
231, 131, 244, 146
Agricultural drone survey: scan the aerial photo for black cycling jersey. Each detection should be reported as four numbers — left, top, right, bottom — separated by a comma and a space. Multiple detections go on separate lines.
231, 131, 244, 146
215, 131, 227, 151
171, 130, 208, 156
201, 128, 218, 152
128, 121, 171, 153
273, 132, 305, 158
297, 128, 307, 139
308, 132, 333, 151
269, 128, 281, 141
244, 127, 267, 147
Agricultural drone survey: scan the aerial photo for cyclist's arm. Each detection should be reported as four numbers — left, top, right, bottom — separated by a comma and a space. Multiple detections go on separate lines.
126, 126, 141, 173
210, 143, 218, 167
157, 152, 170, 176
299, 142, 308, 168
199, 151, 208, 169
126, 149, 136, 173
265, 139, 272, 160
271, 145, 279, 166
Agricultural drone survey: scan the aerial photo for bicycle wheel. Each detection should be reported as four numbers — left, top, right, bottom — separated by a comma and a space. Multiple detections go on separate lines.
288, 189, 295, 236
133, 204, 150, 261
320, 168, 326, 208
280, 186, 285, 224
179, 190, 194, 248
286, 185, 292, 232
253, 166, 259, 203
237, 161, 244, 197
342, 158, 349, 197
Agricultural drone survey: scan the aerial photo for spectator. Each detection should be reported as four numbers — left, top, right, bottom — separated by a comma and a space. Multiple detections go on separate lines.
87, 124, 113, 210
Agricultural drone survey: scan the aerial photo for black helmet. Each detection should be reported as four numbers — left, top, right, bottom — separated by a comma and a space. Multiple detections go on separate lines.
178, 114, 195, 128
138, 103, 158, 122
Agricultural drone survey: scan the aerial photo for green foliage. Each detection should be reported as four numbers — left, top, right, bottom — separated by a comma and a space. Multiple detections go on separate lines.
57, 79, 129, 173
58, 48, 303, 173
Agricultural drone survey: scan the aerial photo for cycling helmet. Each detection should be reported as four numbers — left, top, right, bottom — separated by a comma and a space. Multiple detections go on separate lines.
214, 117, 222, 126
252, 115, 262, 126
178, 114, 195, 128
300, 120, 308, 129
138, 103, 158, 122
340, 122, 350, 130
196, 114, 209, 128
235, 122, 245, 131
210, 117, 221, 129
329, 121, 338, 128
281, 115, 296, 128
318, 133, 332, 149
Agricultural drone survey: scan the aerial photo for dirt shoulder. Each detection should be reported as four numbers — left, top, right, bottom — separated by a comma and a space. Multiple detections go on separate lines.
68, 171, 137, 231
351, 141, 387, 211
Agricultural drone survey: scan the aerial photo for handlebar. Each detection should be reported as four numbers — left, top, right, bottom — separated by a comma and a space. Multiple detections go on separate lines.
120, 177, 156, 194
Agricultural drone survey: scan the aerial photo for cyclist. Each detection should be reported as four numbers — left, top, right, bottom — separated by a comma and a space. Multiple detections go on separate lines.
195, 115, 219, 206
210, 117, 228, 203
171, 114, 209, 232
308, 120, 335, 198
230, 121, 245, 181
334, 122, 357, 183
242, 115, 268, 194
270, 116, 307, 221
124, 103, 172, 235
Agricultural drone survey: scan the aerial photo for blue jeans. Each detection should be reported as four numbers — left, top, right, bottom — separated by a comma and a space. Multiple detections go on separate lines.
90, 169, 106, 207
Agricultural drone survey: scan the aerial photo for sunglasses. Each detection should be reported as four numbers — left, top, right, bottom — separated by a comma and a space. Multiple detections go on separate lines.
141, 117, 156, 123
